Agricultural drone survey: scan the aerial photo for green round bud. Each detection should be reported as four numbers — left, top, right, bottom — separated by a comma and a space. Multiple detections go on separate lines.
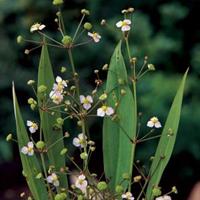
27, 80, 35, 85
81, 9, 90, 15
172, 186, 178, 194
61, 66, 67, 73
30, 104, 36, 110
77, 195, 84, 200
77, 120, 82, 127
53, 0, 63, 5
56, 117, 64, 125
27, 197, 33, 200
62, 35, 72, 46
152, 186, 162, 197
118, 78, 125, 85
60, 148, 68, 155
24, 49, 30, 55
97, 181, 107, 191
115, 185, 124, 194
38, 85, 47, 93
122, 173, 130, 180
36, 141, 45, 149
99, 93, 107, 101
120, 89, 126, 95
17, 35, 23, 44
6, 133, 12, 142
35, 172, 42, 179
54, 194, 62, 200
80, 152, 88, 160
60, 192, 67, 199
83, 22, 92, 30
28, 98, 34, 104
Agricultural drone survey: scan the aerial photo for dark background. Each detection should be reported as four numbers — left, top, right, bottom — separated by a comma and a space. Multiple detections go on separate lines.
0, 0, 200, 199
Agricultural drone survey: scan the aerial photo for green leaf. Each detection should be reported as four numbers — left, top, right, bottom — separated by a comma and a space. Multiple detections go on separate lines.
37, 44, 67, 188
146, 69, 188, 199
12, 83, 48, 200
103, 41, 137, 191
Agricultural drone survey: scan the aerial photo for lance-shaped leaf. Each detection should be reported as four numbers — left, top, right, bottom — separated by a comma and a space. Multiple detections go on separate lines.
37, 44, 67, 188
12, 83, 49, 200
103, 41, 136, 191
146, 69, 188, 200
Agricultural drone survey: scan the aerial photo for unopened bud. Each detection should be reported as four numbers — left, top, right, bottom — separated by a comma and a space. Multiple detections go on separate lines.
80, 152, 88, 160
62, 35, 72, 46
56, 117, 64, 125
36, 172, 42, 179
83, 22, 92, 30
101, 19, 106, 26
115, 185, 124, 194
133, 175, 142, 182
17, 35, 23, 44
27, 80, 35, 85
24, 49, 30, 55
152, 186, 162, 197
148, 64, 155, 71
99, 93, 107, 101
38, 85, 47, 93
6, 133, 12, 142
60, 66, 67, 73
81, 9, 90, 15
52, 0, 63, 6
97, 181, 107, 191
60, 148, 68, 155
36, 141, 45, 149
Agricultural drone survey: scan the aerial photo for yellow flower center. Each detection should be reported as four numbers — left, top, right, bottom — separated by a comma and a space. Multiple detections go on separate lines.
28, 147, 33, 153
151, 117, 158, 123
122, 21, 128, 26
83, 98, 89, 104
102, 106, 108, 112
31, 123, 37, 129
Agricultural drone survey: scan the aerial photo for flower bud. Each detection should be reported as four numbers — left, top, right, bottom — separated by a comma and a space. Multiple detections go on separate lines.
89, 146, 95, 151
81, 9, 90, 15
28, 98, 35, 104
122, 173, 130, 180
55, 193, 67, 200
35, 172, 42, 179
147, 64, 155, 71
27, 80, 35, 85
102, 63, 108, 70
83, 22, 92, 30
17, 35, 23, 44
61, 66, 67, 73
60, 148, 68, 155
120, 89, 126, 95
118, 78, 125, 85
56, 117, 64, 125
27, 197, 33, 200
6, 133, 12, 142
77, 120, 82, 127
133, 175, 142, 182
101, 19, 106, 26
99, 93, 107, 101
30, 104, 36, 110
152, 186, 162, 197
36, 141, 45, 150
115, 185, 124, 194
77, 195, 84, 200
80, 152, 88, 160
62, 35, 72, 46
24, 49, 30, 55
38, 85, 47, 93
53, 0, 63, 6
97, 181, 107, 191
172, 186, 178, 194
128, 7, 134, 13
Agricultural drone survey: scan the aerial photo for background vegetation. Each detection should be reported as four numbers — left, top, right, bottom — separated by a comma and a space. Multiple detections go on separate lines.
0, 0, 200, 199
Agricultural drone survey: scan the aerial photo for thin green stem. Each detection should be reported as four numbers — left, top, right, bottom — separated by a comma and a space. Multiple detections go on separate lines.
72, 14, 85, 42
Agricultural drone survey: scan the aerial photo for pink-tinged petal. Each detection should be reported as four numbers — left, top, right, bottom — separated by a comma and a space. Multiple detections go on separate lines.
83, 103, 91, 110
80, 95, 85, 103
47, 176, 53, 183
93, 37, 100, 43
147, 121, 154, 127
86, 95, 93, 103
29, 127, 36, 133
28, 142, 34, 148
97, 108, 105, 117
124, 19, 131, 25
163, 195, 171, 200
121, 25, 131, 32
27, 120, 32, 127
21, 147, 28, 154
79, 174, 86, 180
116, 21, 123, 27
73, 138, 80, 147
155, 122, 162, 128
78, 133, 85, 140
106, 107, 114, 116
88, 32, 93, 37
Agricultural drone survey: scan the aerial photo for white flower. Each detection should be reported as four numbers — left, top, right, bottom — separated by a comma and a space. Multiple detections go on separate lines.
122, 192, 134, 200
73, 133, 87, 148
30, 23, 46, 32
49, 91, 64, 105
27, 120, 38, 133
21, 142, 34, 156
75, 174, 88, 193
54, 76, 67, 92
88, 32, 101, 43
97, 105, 114, 117
147, 116, 162, 128
80, 95, 93, 110
116, 19, 131, 32
156, 195, 171, 200
47, 173, 59, 187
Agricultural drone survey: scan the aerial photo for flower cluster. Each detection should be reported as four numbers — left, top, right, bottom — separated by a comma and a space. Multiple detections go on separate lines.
49, 76, 67, 104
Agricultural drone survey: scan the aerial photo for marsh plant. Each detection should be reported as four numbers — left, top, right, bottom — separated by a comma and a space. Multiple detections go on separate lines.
8, 1, 188, 200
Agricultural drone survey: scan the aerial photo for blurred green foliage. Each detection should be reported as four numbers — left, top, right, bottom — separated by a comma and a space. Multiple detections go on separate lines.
0, 0, 199, 191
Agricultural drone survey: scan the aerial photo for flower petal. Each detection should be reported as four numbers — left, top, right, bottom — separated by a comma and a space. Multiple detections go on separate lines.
116, 21, 123, 27
21, 146, 28, 154
80, 95, 85, 104
155, 122, 162, 128
124, 19, 131, 25
86, 95, 93, 103
73, 137, 80, 147
83, 103, 91, 110
27, 120, 32, 127
147, 121, 154, 127
106, 107, 114, 116
97, 108, 105, 117
121, 25, 130, 32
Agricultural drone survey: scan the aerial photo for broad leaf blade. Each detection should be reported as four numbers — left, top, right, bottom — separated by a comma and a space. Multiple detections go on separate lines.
37, 44, 67, 188
12, 84, 48, 200
103, 41, 136, 191
146, 69, 188, 199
